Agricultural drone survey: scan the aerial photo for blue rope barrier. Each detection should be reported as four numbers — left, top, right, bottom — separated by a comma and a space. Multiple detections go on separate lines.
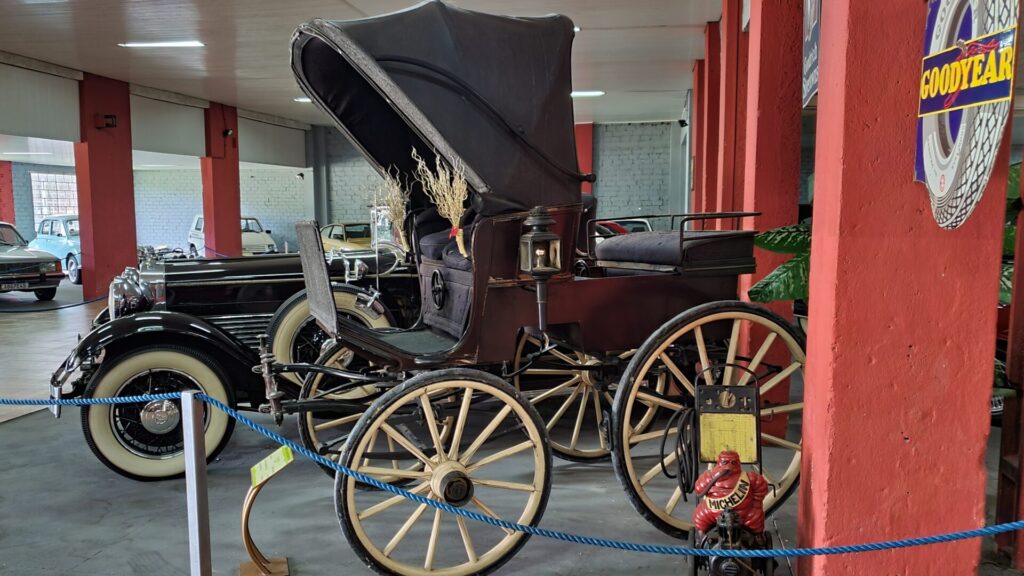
5, 391, 1024, 558
0, 392, 181, 406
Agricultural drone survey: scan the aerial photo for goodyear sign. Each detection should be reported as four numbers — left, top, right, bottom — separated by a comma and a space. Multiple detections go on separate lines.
915, 0, 1018, 230
918, 28, 1015, 117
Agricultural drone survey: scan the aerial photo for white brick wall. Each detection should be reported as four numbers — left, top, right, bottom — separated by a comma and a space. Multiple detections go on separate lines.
134, 168, 311, 250
326, 130, 380, 224
11, 163, 77, 240
133, 170, 202, 248
593, 122, 673, 227
240, 168, 310, 250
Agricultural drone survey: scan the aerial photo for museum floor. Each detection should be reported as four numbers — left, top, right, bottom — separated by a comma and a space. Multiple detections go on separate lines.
0, 287, 1019, 575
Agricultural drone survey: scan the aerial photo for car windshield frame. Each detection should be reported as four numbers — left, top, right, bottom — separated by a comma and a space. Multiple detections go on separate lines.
344, 224, 371, 239
0, 223, 28, 246
240, 218, 263, 233
66, 218, 80, 236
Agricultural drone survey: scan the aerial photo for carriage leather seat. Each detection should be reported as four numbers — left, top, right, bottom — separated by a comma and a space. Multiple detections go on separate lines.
595, 229, 756, 274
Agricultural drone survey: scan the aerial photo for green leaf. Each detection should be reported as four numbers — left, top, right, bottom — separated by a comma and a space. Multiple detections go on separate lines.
994, 355, 1009, 389
754, 224, 811, 255
748, 252, 810, 303
1000, 262, 1014, 307
1009, 163, 1021, 201
1005, 223, 1017, 258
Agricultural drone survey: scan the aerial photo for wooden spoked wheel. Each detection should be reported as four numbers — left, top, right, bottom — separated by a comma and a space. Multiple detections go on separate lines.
611, 301, 806, 539
336, 368, 551, 576
513, 335, 664, 462
297, 342, 385, 478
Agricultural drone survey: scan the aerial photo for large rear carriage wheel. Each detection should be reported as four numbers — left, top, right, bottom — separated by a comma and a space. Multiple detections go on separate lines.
336, 368, 551, 575
611, 301, 805, 539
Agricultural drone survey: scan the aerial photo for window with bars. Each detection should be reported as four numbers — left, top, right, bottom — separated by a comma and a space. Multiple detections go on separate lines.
30, 172, 78, 228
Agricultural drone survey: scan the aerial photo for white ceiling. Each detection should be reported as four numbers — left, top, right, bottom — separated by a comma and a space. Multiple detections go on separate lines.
0, 0, 721, 125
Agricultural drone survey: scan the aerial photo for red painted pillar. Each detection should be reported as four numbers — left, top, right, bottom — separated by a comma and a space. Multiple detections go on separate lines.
700, 23, 721, 221
575, 123, 594, 194
738, 0, 801, 306
691, 61, 705, 213
0, 161, 14, 225
715, 0, 742, 227
74, 73, 137, 299
798, 1, 1004, 574
200, 103, 242, 258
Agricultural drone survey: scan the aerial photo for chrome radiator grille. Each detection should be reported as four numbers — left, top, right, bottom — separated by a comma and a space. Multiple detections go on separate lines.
201, 314, 274, 349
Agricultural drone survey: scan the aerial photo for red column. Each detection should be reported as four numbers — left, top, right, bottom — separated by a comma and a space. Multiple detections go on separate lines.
74, 73, 137, 299
0, 161, 13, 225
691, 61, 705, 213
200, 103, 242, 258
575, 123, 594, 194
714, 0, 743, 227
738, 0, 801, 305
798, 1, 1004, 574
700, 23, 721, 220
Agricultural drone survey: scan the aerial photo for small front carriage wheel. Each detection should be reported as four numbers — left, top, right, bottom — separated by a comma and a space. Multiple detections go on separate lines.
336, 368, 551, 576
80, 345, 235, 481
513, 334, 663, 462
611, 301, 806, 539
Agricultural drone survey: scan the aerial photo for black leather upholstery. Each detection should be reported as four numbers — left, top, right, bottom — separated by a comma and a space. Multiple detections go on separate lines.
595, 229, 756, 268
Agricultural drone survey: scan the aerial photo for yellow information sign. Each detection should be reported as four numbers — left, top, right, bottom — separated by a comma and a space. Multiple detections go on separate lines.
699, 413, 758, 464
251, 446, 294, 487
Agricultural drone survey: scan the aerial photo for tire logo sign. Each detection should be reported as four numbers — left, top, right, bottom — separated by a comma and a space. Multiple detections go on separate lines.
430, 269, 445, 309
915, 0, 1018, 230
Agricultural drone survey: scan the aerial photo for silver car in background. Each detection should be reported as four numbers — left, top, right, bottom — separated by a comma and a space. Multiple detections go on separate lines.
0, 221, 64, 301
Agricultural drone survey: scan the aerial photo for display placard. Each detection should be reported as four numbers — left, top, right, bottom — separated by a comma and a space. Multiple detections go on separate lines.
251, 446, 293, 487
802, 0, 821, 107
914, 0, 1018, 229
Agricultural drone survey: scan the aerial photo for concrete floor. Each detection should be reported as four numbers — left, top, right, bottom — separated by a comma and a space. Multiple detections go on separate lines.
0, 288, 1020, 575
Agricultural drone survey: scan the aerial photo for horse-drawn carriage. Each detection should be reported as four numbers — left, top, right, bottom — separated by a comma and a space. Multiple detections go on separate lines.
252, 3, 807, 574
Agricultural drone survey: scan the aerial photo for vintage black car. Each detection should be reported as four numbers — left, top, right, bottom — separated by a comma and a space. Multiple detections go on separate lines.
49, 247, 417, 480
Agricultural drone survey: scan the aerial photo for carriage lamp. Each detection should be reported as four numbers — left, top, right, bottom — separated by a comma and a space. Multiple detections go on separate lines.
519, 206, 561, 332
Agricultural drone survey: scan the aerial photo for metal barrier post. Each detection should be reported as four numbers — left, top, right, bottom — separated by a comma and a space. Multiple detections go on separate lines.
182, 390, 212, 576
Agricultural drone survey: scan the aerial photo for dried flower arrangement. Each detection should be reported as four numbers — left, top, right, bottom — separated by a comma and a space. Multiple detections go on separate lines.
370, 166, 410, 251
412, 147, 470, 257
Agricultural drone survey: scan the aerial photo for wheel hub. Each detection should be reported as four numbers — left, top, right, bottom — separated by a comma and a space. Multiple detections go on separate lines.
430, 461, 474, 507
139, 400, 181, 434
579, 357, 602, 387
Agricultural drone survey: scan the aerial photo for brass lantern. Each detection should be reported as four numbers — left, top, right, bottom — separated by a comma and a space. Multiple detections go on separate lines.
519, 206, 561, 332
519, 206, 561, 279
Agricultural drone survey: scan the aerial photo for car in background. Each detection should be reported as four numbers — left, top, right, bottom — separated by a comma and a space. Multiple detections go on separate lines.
0, 221, 64, 301
320, 222, 373, 251
606, 218, 653, 233
187, 215, 278, 257
29, 214, 82, 284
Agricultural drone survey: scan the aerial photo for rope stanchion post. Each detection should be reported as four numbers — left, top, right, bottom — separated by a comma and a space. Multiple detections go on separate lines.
182, 390, 213, 576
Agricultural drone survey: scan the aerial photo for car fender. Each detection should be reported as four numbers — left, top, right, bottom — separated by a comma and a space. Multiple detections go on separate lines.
72, 311, 257, 377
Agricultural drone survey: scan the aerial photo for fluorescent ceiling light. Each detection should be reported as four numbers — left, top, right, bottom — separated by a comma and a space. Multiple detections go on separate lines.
294, 96, 312, 103
140, 164, 177, 167
571, 90, 605, 98
2, 151, 53, 155
118, 40, 204, 48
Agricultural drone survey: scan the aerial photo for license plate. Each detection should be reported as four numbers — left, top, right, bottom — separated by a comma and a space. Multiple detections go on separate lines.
49, 385, 62, 418
1, 282, 30, 290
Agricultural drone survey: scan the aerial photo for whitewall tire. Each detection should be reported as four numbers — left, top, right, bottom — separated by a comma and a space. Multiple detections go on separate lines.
80, 346, 235, 481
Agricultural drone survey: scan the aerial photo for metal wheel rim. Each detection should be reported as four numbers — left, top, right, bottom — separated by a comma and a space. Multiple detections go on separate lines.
109, 369, 207, 460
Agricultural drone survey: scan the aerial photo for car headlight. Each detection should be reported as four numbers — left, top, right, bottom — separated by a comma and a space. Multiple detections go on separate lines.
108, 267, 150, 320
39, 261, 58, 273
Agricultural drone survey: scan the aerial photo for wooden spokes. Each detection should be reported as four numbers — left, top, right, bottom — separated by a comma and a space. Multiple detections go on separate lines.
513, 335, 659, 462
337, 370, 551, 576
611, 303, 806, 539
